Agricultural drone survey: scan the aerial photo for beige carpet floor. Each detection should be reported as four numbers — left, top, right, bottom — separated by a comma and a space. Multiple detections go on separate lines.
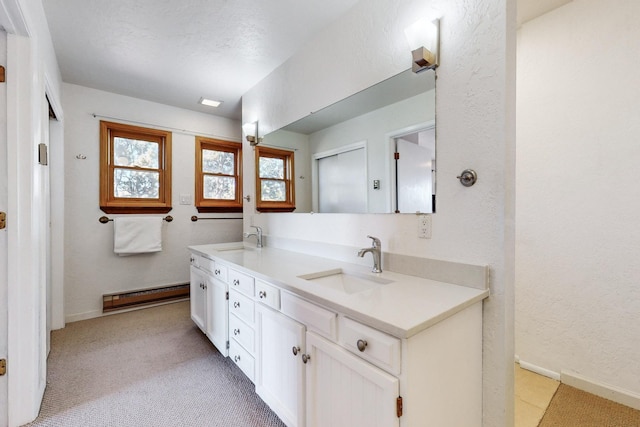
24, 301, 285, 427
538, 384, 640, 427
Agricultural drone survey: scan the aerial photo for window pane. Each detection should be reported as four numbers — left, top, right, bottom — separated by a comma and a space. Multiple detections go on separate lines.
204, 176, 236, 200
114, 169, 159, 198
259, 157, 284, 179
203, 149, 235, 175
261, 180, 286, 202
114, 137, 159, 168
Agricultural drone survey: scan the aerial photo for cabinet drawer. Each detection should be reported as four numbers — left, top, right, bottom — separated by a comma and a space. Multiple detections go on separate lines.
281, 292, 336, 340
255, 280, 280, 310
229, 268, 255, 297
229, 339, 255, 382
229, 289, 255, 325
229, 313, 255, 354
212, 263, 228, 283
190, 254, 215, 274
338, 316, 401, 375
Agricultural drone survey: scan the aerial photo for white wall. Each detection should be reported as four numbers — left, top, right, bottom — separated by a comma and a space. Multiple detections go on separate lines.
63, 83, 243, 322
243, 0, 516, 426
516, 0, 640, 399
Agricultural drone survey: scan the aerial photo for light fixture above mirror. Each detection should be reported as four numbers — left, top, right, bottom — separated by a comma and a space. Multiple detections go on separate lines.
243, 121, 262, 146
404, 18, 440, 73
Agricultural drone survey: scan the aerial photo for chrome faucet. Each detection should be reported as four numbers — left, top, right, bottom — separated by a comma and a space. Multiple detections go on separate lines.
244, 226, 263, 248
358, 235, 382, 273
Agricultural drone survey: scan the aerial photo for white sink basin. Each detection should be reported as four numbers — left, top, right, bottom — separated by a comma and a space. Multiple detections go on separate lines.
215, 243, 255, 253
297, 268, 394, 294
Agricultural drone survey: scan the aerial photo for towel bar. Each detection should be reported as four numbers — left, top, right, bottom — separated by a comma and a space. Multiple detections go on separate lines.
99, 215, 173, 224
191, 215, 243, 222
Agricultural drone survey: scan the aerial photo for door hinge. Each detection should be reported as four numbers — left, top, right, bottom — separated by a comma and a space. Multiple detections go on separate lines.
396, 396, 403, 418
226, 341, 230, 350
0, 359, 6, 376
225, 291, 229, 300
394, 152, 400, 160
0, 212, 6, 230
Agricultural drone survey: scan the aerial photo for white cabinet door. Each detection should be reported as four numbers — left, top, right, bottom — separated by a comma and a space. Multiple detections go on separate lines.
256, 304, 306, 427
189, 266, 207, 332
306, 332, 400, 427
207, 277, 228, 357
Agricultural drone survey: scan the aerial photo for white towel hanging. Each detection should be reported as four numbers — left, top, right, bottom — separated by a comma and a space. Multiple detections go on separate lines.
113, 217, 163, 256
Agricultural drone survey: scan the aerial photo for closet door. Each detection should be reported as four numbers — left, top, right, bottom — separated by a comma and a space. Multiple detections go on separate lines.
317, 147, 366, 213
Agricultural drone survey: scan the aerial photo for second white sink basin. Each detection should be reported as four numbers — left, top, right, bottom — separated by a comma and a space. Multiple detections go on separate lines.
298, 268, 394, 294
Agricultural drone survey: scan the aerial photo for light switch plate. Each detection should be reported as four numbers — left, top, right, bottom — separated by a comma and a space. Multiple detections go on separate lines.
179, 194, 192, 205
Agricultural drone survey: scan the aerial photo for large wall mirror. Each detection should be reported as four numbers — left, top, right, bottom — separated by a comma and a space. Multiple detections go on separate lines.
261, 68, 436, 214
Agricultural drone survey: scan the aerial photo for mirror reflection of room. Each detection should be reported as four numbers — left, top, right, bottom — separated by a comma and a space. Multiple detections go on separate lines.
261, 68, 435, 214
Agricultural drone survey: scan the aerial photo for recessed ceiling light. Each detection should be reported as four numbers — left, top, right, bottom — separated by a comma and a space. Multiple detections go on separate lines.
199, 97, 222, 107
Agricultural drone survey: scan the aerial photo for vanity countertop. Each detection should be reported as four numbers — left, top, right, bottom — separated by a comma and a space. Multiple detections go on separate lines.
188, 242, 489, 339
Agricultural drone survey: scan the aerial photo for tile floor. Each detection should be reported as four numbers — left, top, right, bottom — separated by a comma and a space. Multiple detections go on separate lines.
515, 363, 560, 427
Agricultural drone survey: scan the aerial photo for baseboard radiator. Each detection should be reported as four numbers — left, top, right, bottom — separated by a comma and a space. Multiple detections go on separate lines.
103, 283, 190, 313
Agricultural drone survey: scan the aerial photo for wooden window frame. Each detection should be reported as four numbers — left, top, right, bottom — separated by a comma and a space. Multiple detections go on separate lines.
195, 137, 243, 213
99, 121, 172, 214
255, 146, 296, 212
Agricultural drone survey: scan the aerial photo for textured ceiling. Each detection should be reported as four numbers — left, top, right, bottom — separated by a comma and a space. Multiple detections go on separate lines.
43, 0, 571, 120
42, 0, 359, 119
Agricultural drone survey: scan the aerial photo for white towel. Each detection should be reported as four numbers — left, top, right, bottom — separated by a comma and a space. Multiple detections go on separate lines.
113, 217, 163, 256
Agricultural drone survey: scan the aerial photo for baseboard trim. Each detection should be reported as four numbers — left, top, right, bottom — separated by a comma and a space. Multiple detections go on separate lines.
518, 359, 561, 381
561, 370, 640, 411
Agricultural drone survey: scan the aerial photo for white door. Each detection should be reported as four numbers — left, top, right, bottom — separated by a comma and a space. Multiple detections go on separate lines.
256, 304, 306, 427
317, 146, 367, 213
305, 332, 400, 427
207, 277, 228, 356
0, 29, 8, 427
189, 266, 207, 332
395, 127, 435, 213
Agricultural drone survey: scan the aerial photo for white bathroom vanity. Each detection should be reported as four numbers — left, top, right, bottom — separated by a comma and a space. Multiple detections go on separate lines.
188, 242, 489, 427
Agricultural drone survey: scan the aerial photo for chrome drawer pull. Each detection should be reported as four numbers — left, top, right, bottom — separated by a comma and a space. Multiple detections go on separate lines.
357, 339, 368, 352
292, 346, 300, 356
302, 354, 311, 364
259, 290, 267, 298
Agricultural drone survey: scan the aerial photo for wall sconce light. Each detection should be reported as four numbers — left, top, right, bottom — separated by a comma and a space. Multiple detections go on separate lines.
242, 121, 262, 146
404, 17, 440, 73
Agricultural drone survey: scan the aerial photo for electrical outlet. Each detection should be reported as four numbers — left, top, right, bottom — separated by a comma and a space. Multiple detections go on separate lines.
418, 215, 431, 239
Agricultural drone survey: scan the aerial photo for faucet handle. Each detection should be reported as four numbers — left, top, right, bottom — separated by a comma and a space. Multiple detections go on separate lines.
366, 235, 381, 247
250, 225, 262, 233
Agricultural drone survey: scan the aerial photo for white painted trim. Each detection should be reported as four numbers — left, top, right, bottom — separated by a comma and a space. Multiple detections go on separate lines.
0, 0, 29, 36
518, 359, 560, 381
561, 370, 640, 411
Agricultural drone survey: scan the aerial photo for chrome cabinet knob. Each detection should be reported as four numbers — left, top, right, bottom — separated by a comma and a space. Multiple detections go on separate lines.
214, 269, 220, 275
357, 339, 368, 352
233, 279, 240, 286
292, 346, 300, 356
233, 301, 240, 308
233, 328, 240, 336
234, 355, 241, 362
259, 290, 267, 299
302, 354, 311, 364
